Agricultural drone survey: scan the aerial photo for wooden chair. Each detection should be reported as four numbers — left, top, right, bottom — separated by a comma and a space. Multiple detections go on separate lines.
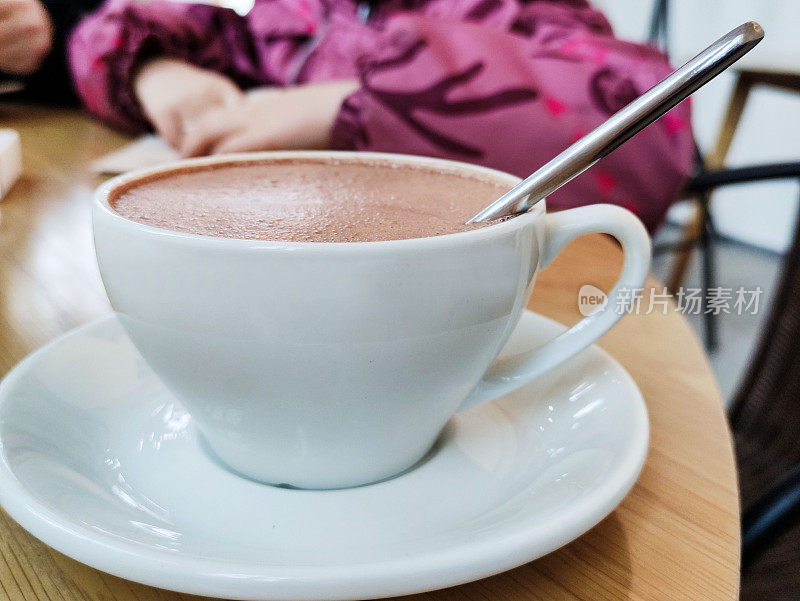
648, 1, 800, 350
664, 68, 800, 297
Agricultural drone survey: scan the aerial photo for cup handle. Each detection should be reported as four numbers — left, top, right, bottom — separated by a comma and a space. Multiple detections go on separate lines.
459, 204, 651, 411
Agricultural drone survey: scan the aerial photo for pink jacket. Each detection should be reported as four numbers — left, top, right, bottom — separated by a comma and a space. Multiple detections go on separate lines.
69, 0, 694, 230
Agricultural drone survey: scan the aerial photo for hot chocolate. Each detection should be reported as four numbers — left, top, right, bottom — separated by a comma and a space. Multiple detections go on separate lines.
109, 158, 510, 242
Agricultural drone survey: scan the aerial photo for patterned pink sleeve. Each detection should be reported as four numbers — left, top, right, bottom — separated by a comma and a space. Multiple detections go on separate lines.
330, 11, 694, 232
67, 0, 257, 133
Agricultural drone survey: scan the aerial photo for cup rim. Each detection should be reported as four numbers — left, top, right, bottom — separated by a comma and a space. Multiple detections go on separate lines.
93, 150, 544, 249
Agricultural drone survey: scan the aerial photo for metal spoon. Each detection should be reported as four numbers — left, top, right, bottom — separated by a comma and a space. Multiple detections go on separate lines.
468, 21, 764, 224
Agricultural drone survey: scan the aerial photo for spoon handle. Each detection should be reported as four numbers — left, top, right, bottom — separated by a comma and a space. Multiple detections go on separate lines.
468, 21, 764, 223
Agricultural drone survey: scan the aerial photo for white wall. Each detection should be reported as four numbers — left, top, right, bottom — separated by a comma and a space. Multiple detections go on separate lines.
593, 0, 800, 252
590, 0, 657, 42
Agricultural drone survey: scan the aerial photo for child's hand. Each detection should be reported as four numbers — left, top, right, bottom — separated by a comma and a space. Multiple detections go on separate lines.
178, 80, 359, 157
134, 58, 244, 149
0, 0, 53, 75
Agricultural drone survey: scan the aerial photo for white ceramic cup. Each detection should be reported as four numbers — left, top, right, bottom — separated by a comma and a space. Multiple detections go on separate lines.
93, 151, 650, 489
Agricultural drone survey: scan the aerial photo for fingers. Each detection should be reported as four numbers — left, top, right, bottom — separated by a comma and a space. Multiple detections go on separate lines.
172, 80, 343, 157
179, 110, 241, 157
0, 10, 27, 44
0, 33, 49, 74
172, 85, 244, 156
178, 90, 238, 126
0, 39, 27, 64
149, 94, 245, 157
0, 28, 47, 59
0, 0, 46, 40
145, 94, 238, 153
148, 107, 184, 150
211, 130, 277, 155
133, 58, 246, 153
219, 83, 245, 107
179, 127, 224, 158
0, 0, 51, 74
0, 0, 29, 18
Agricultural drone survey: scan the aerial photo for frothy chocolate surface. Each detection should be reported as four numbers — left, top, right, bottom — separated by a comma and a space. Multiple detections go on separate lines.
109, 159, 512, 242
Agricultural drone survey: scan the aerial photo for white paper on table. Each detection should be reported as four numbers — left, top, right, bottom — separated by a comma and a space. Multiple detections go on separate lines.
91, 135, 179, 175
0, 80, 24, 96
0, 129, 22, 200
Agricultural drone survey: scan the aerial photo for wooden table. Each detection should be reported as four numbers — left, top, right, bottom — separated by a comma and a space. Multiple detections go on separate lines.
0, 104, 740, 601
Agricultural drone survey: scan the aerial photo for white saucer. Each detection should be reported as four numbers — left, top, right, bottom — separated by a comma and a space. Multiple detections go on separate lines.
0, 312, 648, 600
